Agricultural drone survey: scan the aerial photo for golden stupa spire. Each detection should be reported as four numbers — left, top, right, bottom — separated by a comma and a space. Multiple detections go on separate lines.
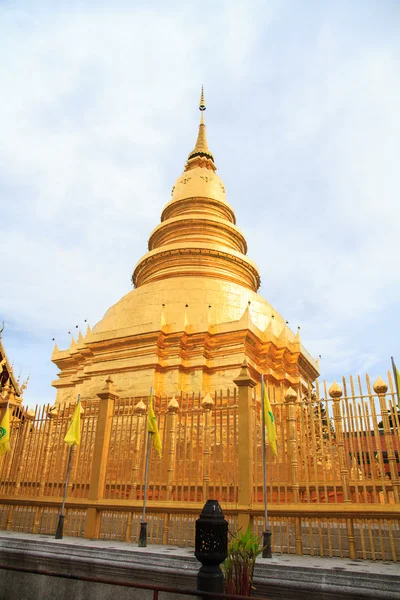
132, 87, 260, 293
186, 86, 214, 168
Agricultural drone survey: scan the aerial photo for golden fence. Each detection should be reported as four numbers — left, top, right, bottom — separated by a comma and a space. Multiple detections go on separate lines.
0, 369, 399, 561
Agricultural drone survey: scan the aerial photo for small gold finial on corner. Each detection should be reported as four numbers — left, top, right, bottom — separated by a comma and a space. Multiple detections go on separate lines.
373, 376, 388, 395
202, 392, 214, 410
328, 381, 343, 398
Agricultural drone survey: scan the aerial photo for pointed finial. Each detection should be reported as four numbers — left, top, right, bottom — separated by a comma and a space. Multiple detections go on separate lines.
185, 86, 215, 168
202, 392, 214, 410
373, 376, 388, 395
167, 395, 180, 413
328, 381, 343, 398
199, 86, 206, 111
97, 374, 119, 400
233, 359, 256, 388
285, 387, 298, 403
134, 399, 146, 414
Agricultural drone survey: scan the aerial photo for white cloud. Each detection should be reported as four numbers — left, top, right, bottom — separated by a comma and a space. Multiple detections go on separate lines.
0, 1, 399, 404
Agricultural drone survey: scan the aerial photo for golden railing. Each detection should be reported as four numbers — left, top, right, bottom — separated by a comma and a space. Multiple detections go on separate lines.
0, 367, 399, 560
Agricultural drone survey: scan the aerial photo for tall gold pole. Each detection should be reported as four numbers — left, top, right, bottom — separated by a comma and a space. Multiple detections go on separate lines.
202, 393, 214, 502
329, 381, 357, 559
84, 377, 117, 539
163, 396, 179, 544
233, 360, 256, 535
166, 396, 179, 501
285, 386, 302, 555
38, 408, 55, 497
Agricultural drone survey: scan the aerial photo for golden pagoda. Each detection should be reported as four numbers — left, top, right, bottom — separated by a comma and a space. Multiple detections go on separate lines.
52, 90, 319, 403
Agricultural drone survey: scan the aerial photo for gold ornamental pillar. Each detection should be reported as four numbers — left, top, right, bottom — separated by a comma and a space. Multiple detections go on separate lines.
329, 381, 356, 559
329, 382, 351, 501
285, 387, 302, 555
285, 387, 299, 502
14, 410, 35, 496
31, 409, 50, 534
234, 360, 256, 533
374, 377, 400, 503
37, 408, 57, 497
166, 396, 180, 501
163, 396, 180, 544
84, 376, 118, 539
202, 393, 214, 502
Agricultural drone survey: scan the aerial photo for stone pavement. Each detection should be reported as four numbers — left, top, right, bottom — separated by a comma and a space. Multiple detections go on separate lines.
0, 531, 399, 599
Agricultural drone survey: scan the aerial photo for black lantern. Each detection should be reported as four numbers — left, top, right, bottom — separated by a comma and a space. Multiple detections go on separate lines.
195, 500, 228, 595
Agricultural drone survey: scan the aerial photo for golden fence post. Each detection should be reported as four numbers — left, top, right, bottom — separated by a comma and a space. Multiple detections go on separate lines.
285, 387, 302, 555
329, 382, 351, 502
329, 381, 356, 559
125, 512, 133, 543
14, 410, 35, 495
202, 393, 214, 502
84, 376, 118, 539
234, 359, 256, 533
38, 408, 56, 497
163, 396, 180, 544
2, 386, 18, 487
374, 377, 400, 503
32, 508, 41, 534
6, 506, 14, 531
285, 387, 299, 502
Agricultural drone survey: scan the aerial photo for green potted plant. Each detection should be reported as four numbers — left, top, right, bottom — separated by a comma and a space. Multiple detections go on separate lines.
223, 526, 264, 596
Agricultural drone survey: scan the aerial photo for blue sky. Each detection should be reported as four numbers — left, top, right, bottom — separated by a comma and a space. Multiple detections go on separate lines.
1, 0, 399, 406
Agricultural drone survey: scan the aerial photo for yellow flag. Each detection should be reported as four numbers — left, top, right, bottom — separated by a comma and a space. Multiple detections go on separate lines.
263, 385, 277, 457
0, 408, 10, 456
148, 392, 162, 458
64, 397, 81, 446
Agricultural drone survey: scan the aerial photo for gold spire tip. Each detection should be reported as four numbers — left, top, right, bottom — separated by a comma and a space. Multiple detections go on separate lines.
199, 86, 206, 111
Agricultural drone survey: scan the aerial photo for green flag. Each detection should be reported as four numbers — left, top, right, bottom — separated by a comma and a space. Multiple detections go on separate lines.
0, 408, 10, 456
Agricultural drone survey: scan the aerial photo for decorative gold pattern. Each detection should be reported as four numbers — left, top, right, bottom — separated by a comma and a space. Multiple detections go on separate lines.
0, 370, 399, 560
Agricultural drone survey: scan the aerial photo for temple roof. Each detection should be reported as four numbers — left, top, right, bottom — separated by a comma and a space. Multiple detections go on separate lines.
0, 325, 22, 399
